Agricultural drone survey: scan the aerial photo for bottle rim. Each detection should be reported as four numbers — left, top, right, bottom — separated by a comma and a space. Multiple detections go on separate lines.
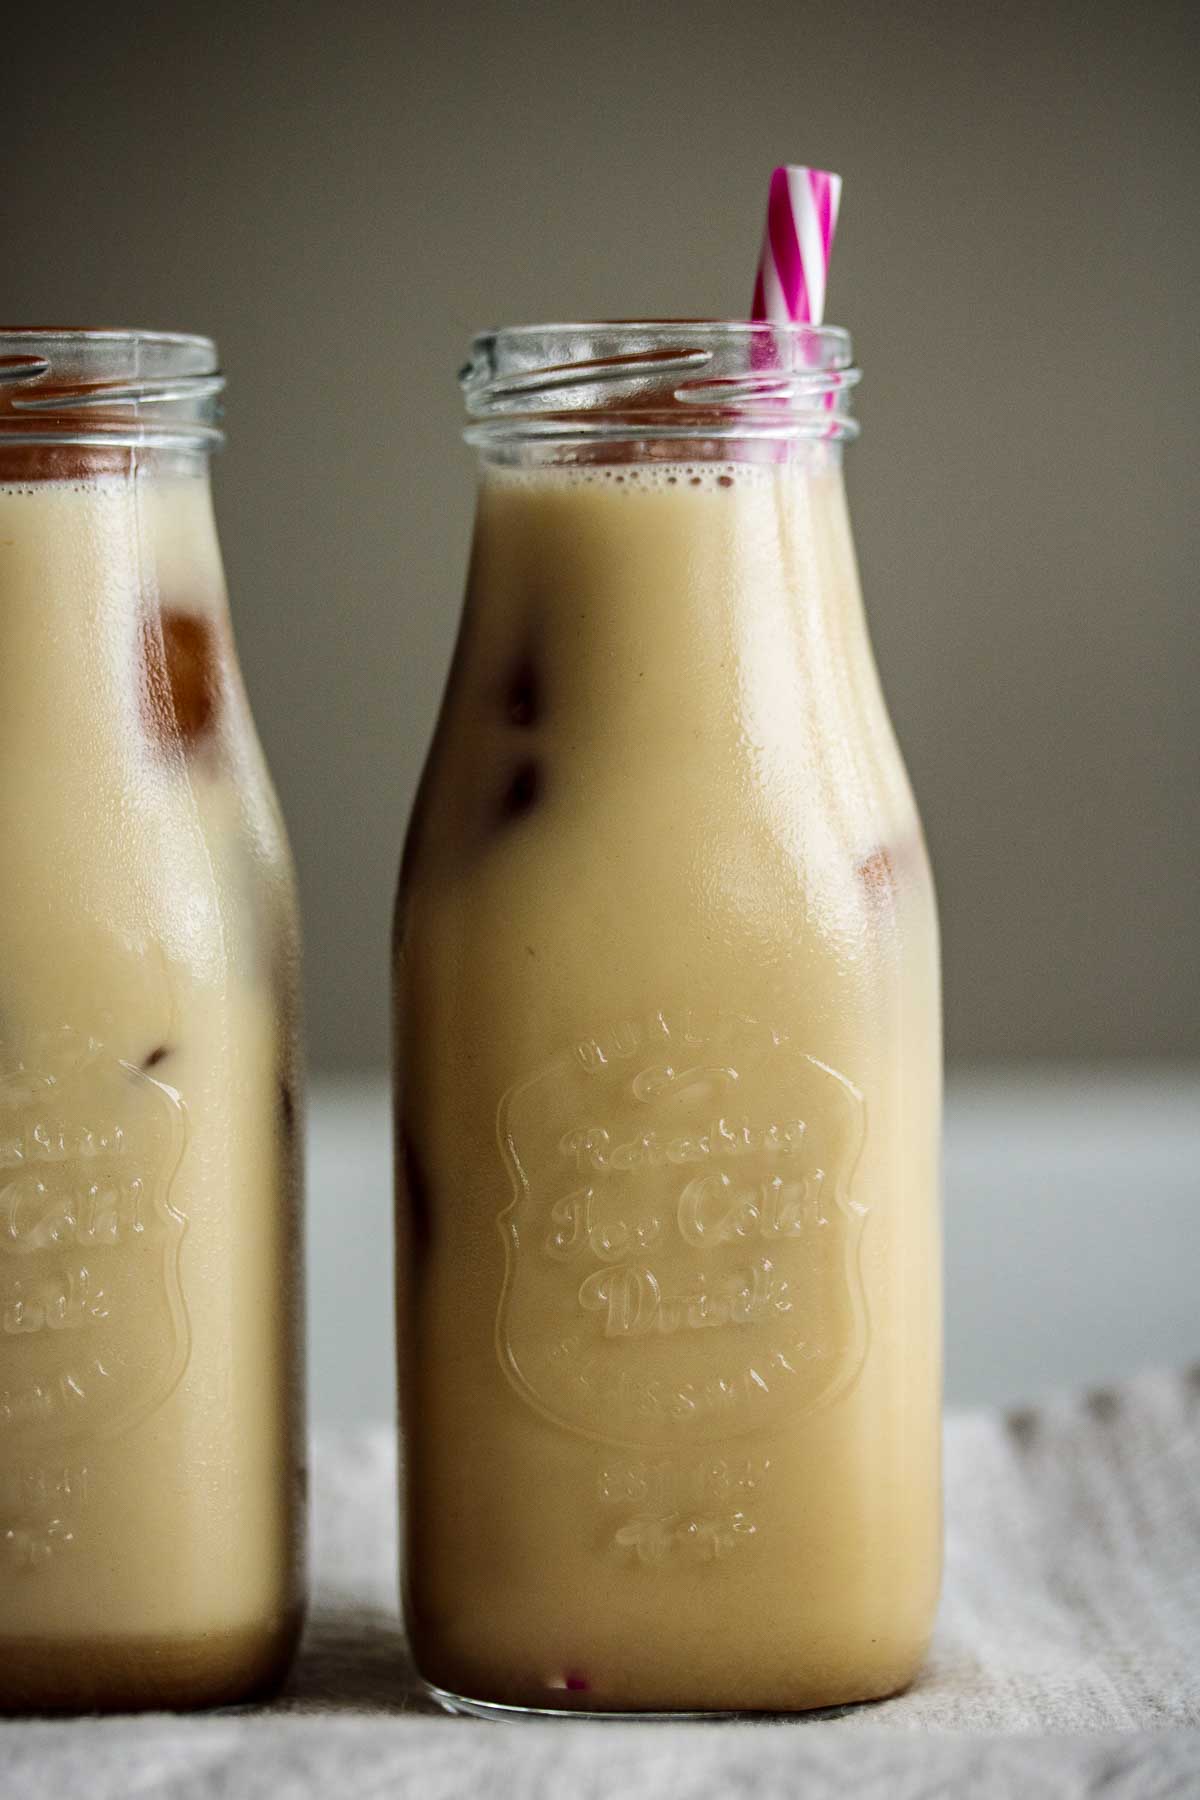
0, 328, 224, 451
461, 320, 860, 447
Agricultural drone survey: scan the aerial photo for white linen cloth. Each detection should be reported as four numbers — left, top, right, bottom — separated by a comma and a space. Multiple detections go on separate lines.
3, 1366, 1198, 1797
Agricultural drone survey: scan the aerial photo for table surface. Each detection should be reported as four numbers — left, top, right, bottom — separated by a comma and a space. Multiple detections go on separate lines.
2, 1065, 1197, 1794
307, 1063, 1200, 1426
4, 1368, 1199, 1796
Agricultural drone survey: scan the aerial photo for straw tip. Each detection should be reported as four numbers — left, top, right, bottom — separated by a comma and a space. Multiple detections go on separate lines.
771, 163, 842, 194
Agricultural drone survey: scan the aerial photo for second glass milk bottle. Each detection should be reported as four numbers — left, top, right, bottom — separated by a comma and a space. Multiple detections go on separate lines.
0, 330, 304, 1710
394, 323, 941, 1715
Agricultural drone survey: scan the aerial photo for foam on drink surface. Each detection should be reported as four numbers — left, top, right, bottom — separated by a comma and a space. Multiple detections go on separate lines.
484, 458, 814, 495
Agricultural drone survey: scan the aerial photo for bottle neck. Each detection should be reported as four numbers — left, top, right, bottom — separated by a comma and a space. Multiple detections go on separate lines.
0, 451, 230, 766
410, 437, 915, 916
460, 445, 864, 755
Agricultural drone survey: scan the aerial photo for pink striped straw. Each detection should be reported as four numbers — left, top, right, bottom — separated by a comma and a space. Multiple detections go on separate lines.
751, 165, 842, 325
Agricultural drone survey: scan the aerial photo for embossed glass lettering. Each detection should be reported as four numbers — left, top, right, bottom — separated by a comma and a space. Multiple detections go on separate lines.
598, 1451, 772, 1566
676, 1170, 830, 1248
0, 1032, 188, 1473
496, 1012, 868, 1448
577, 1257, 792, 1337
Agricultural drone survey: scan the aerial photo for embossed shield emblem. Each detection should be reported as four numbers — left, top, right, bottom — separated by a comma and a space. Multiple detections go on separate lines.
496, 1011, 868, 1448
0, 1030, 188, 1458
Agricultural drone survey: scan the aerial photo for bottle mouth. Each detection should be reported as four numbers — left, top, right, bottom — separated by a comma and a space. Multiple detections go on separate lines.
461, 321, 860, 446
0, 329, 224, 450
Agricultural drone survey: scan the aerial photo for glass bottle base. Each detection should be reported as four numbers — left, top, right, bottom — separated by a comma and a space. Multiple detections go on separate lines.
0, 1608, 303, 1714
424, 1681, 863, 1723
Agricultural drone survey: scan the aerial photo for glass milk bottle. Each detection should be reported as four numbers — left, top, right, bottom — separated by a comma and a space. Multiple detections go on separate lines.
394, 323, 941, 1715
0, 331, 304, 1710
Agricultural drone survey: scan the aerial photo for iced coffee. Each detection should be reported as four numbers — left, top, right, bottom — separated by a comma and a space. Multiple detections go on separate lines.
0, 331, 304, 1711
395, 324, 941, 1714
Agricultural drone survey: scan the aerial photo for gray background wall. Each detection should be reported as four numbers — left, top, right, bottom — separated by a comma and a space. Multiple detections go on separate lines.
9, 0, 1197, 1072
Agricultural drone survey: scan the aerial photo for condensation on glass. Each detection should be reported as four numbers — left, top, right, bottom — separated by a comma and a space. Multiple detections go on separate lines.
0, 330, 304, 1711
394, 323, 942, 1716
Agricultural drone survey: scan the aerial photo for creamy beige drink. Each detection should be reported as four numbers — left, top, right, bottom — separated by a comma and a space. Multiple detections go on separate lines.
0, 332, 303, 1711
396, 324, 941, 1716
